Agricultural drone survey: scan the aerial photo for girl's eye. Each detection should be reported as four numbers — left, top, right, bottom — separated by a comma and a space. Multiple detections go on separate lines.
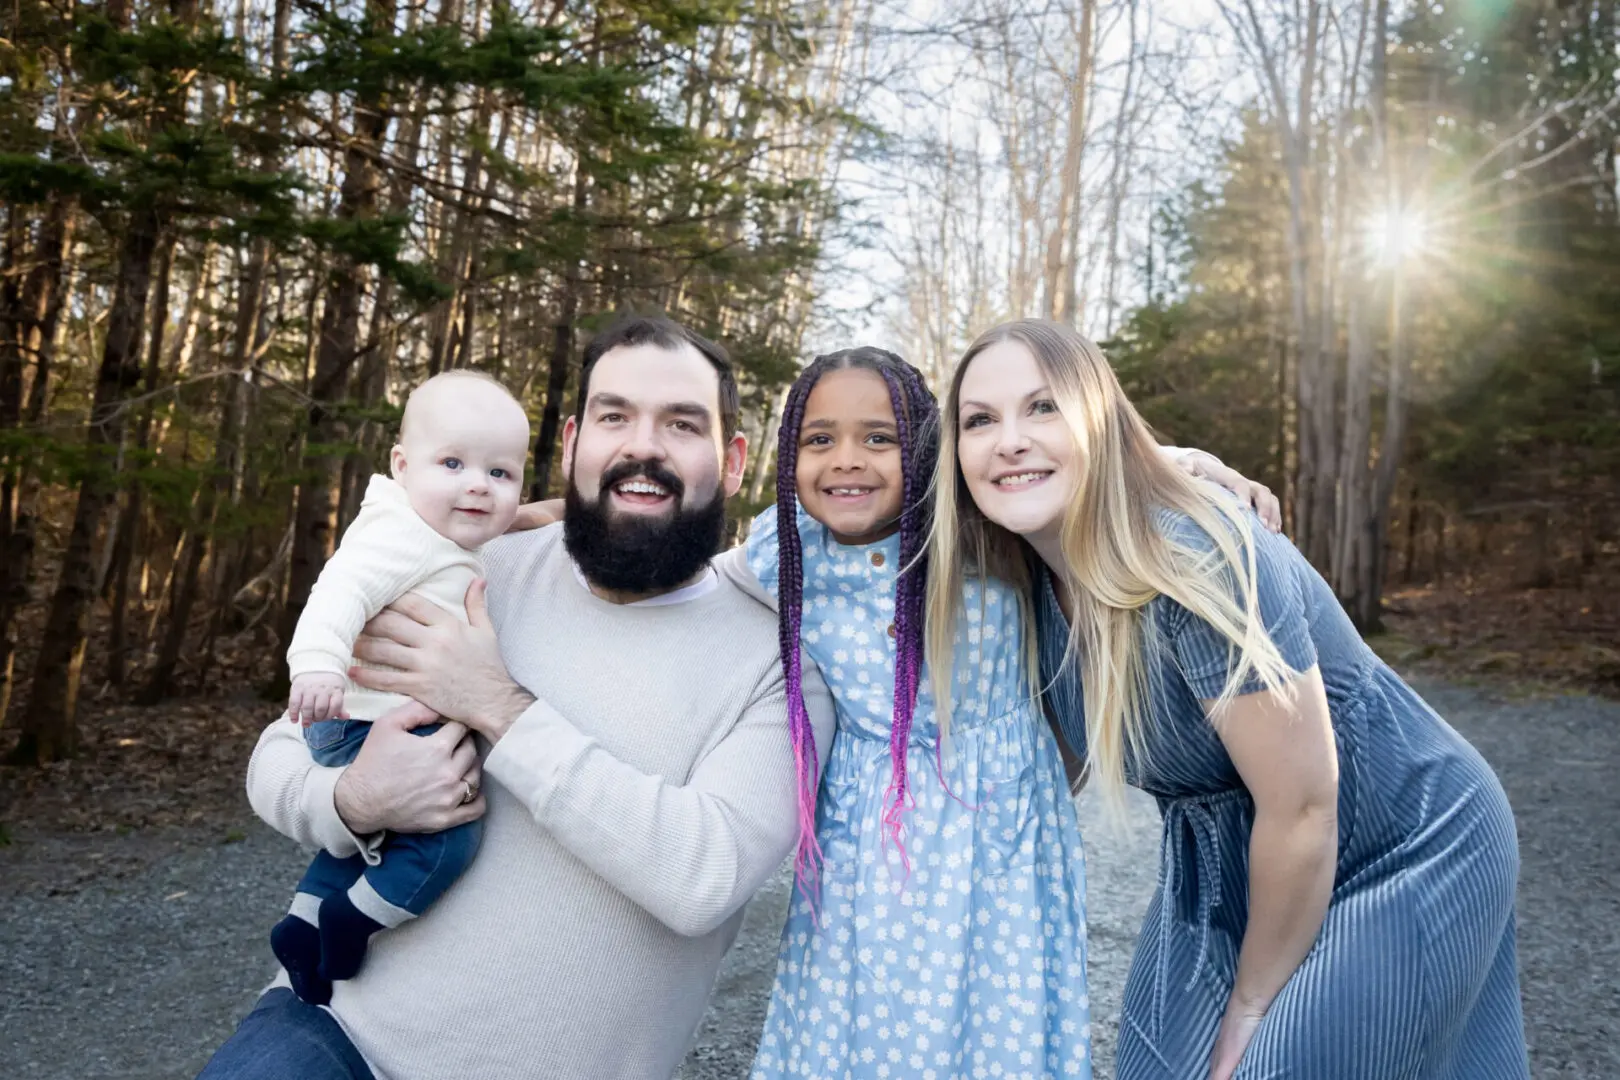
443, 457, 463, 471
866, 432, 895, 446
803, 433, 832, 448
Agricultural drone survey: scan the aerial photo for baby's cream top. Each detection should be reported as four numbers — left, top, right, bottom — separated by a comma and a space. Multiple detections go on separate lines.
285, 473, 481, 720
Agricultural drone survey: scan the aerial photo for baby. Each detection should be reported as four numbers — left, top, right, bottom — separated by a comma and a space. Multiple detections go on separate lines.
270, 370, 530, 1005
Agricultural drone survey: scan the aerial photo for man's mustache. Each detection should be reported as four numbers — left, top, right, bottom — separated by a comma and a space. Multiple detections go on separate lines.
598, 459, 685, 501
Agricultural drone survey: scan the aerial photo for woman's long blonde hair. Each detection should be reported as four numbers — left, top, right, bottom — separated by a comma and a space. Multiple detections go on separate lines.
925, 319, 1297, 806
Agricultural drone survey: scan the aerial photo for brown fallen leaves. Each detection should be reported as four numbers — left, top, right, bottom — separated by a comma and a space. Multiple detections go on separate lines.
1376, 580, 1620, 698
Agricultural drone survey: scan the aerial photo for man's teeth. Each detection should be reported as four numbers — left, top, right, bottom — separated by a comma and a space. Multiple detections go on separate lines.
617, 480, 668, 496
995, 472, 1050, 487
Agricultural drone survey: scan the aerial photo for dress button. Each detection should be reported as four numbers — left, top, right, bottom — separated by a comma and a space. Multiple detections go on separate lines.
871, 551, 886, 568
887, 623, 896, 638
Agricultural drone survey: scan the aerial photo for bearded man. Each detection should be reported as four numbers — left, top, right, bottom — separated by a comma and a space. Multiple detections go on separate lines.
197, 314, 835, 1080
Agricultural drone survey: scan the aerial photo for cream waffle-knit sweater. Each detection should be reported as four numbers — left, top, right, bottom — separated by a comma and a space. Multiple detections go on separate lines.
246, 523, 835, 1080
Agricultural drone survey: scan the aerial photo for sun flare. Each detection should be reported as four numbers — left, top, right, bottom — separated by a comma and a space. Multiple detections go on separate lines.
1365, 208, 1430, 265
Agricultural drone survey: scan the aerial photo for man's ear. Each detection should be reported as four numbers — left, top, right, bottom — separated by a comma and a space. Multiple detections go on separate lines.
389, 444, 407, 480
560, 415, 578, 478
722, 432, 748, 498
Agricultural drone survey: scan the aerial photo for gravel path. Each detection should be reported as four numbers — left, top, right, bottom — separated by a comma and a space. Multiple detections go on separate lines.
2, 677, 1616, 1079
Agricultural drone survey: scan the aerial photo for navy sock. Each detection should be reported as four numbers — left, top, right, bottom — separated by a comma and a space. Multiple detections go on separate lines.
318, 891, 386, 982
270, 914, 332, 1005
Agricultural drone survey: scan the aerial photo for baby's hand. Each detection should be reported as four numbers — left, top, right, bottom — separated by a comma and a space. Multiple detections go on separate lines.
288, 673, 348, 727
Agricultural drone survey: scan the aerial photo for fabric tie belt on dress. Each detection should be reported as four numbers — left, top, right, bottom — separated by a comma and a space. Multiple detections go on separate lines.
1151, 787, 1249, 1038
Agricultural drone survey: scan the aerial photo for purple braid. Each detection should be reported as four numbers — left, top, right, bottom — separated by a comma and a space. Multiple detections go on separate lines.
874, 362, 939, 873
775, 369, 824, 911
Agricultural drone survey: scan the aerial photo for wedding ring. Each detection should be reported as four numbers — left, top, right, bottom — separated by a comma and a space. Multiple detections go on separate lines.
460, 779, 477, 805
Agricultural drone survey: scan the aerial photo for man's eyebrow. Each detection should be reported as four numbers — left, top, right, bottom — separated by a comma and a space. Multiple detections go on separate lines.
587, 392, 632, 411
665, 401, 713, 421
589, 393, 713, 423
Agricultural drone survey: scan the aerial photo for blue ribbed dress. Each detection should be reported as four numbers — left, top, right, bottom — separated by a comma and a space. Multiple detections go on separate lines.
1035, 509, 1528, 1079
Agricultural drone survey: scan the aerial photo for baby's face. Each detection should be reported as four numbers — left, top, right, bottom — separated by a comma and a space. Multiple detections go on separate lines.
393, 382, 530, 549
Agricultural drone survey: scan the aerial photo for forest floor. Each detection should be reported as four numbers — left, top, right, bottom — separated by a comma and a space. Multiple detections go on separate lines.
0, 578, 1617, 1078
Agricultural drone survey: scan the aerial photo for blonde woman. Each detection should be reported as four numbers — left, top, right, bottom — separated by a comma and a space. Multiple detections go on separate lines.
926, 319, 1528, 1079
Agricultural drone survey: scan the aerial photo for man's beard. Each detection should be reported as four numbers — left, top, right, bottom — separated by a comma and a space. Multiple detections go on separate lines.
563, 458, 727, 594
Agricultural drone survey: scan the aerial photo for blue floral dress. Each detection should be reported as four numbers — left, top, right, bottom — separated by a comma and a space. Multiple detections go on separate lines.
746, 505, 1093, 1080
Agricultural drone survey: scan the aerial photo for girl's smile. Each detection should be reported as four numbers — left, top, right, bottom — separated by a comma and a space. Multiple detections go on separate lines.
794, 368, 905, 546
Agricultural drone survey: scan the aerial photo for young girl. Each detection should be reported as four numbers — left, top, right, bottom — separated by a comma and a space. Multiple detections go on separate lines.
730, 347, 1095, 1080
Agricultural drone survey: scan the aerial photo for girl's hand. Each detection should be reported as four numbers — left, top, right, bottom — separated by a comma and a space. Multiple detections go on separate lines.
1208, 996, 1267, 1080
507, 499, 566, 532
288, 673, 348, 727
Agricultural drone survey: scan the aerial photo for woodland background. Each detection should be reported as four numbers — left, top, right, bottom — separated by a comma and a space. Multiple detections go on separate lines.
0, 0, 1614, 830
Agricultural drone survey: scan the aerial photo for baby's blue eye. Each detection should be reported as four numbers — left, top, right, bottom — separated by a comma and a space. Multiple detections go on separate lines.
490, 467, 510, 480
443, 457, 463, 470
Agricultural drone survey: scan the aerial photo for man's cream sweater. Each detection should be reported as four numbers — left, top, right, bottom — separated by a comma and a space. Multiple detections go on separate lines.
246, 523, 836, 1079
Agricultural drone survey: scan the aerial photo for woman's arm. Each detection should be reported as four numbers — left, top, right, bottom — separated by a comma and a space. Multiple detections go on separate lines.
1204, 665, 1339, 1078
508, 498, 566, 532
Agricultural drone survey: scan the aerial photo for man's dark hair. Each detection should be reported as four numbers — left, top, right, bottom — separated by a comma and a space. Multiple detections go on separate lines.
576, 313, 740, 440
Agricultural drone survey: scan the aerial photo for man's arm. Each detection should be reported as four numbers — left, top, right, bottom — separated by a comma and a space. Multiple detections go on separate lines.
482, 661, 836, 938
246, 702, 485, 863
1161, 445, 1282, 532
246, 716, 384, 862
349, 584, 838, 936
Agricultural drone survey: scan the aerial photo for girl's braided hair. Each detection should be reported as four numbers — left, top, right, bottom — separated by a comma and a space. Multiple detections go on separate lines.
774, 347, 940, 901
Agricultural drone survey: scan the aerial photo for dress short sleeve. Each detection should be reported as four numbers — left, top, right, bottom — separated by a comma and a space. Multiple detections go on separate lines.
744, 505, 784, 602
1159, 509, 1318, 699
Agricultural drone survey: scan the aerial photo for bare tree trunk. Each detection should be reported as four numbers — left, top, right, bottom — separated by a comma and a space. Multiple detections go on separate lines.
531, 165, 589, 501
1041, 0, 1094, 324
270, 0, 397, 699
13, 205, 163, 763
747, 386, 790, 502
1101, 0, 1141, 338
143, 289, 251, 704
107, 233, 178, 687
1335, 280, 1373, 601
0, 205, 75, 728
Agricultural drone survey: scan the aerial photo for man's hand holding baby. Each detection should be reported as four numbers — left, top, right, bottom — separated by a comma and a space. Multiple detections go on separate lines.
350, 581, 536, 744
332, 700, 486, 835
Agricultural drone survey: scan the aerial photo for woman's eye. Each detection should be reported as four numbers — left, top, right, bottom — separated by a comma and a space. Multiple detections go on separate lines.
961, 413, 989, 430
1030, 399, 1058, 416
443, 457, 463, 471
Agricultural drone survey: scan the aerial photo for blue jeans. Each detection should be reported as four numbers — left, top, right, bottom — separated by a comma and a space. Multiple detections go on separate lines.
299, 718, 481, 918
197, 989, 374, 1079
